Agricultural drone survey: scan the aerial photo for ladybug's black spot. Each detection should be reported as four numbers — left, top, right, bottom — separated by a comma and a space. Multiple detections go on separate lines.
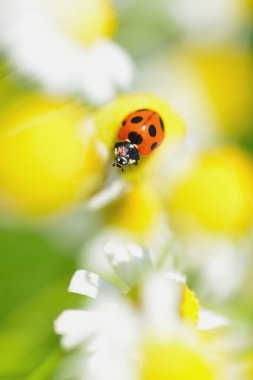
151, 142, 158, 151
160, 117, 164, 131
131, 116, 143, 124
149, 124, 156, 137
128, 131, 143, 145
122, 119, 126, 126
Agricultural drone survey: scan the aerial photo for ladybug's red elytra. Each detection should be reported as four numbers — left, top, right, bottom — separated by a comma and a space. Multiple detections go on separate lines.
113, 109, 165, 171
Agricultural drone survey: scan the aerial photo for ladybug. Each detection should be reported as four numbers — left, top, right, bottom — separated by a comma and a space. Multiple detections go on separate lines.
113, 109, 165, 170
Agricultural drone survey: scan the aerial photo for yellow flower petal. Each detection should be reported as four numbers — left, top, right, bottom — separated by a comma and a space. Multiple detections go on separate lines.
0, 95, 104, 214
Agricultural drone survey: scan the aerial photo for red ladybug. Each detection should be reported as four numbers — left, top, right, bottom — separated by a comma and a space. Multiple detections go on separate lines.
113, 109, 165, 170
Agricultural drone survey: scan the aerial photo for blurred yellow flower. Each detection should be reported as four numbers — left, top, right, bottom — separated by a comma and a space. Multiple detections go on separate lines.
0, 96, 104, 215
196, 47, 253, 137
48, 0, 116, 45
140, 338, 217, 380
168, 148, 253, 235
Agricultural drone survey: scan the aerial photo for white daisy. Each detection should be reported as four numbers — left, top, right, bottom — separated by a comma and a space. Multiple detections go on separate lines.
0, 0, 134, 104
55, 241, 228, 380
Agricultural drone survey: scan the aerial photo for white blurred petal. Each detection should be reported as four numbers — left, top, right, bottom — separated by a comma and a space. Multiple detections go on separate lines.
87, 180, 128, 210
68, 270, 119, 299
0, 1, 134, 104
142, 274, 182, 333
164, 271, 186, 284
168, 0, 243, 43
94, 40, 135, 90
54, 309, 98, 349
104, 240, 152, 288
90, 300, 137, 351
198, 309, 230, 330
83, 300, 137, 380
85, 349, 135, 380
197, 239, 248, 301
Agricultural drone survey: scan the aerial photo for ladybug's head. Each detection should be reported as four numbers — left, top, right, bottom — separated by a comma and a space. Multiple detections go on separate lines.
115, 154, 129, 168
113, 141, 139, 171
113, 142, 130, 171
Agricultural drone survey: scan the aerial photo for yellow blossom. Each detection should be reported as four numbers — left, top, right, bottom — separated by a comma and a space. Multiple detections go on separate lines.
0, 95, 104, 215
196, 47, 253, 137
168, 148, 253, 235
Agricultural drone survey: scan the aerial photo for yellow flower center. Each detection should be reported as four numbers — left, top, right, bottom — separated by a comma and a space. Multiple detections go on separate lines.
181, 285, 200, 326
140, 339, 215, 380
47, 0, 116, 45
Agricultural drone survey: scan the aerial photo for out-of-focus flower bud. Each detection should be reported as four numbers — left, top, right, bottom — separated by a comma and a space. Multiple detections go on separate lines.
196, 47, 253, 138
0, 95, 104, 215
167, 148, 253, 236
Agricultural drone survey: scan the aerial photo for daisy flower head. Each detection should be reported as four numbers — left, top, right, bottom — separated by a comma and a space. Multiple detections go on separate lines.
0, 0, 134, 104
55, 241, 229, 380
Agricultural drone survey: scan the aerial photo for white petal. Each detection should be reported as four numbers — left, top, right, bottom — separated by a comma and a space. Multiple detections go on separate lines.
85, 349, 135, 380
0, 2, 134, 105
127, 244, 153, 275
198, 309, 230, 330
54, 309, 98, 349
164, 271, 186, 284
68, 270, 119, 299
84, 300, 137, 380
94, 39, 135, 90
104, 240, 152, 288
142, 274, 182, 333
87, 180, 128, 210
168, 0, 241, 43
